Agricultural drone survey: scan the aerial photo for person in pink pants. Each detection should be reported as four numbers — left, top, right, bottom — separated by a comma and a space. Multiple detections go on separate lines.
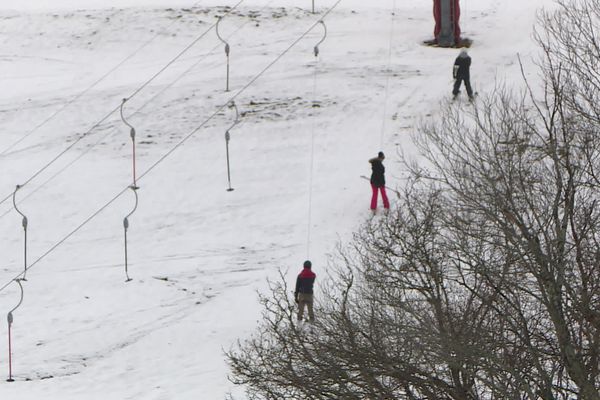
369, 151, 390, 212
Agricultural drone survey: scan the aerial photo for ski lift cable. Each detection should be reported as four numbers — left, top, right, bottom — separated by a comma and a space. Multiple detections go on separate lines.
123, 0, 242, 102
0, 0, 275, 224
306, 68, 317, 259
379, 0, 396, 149
0, 0, 207, 157
0, 0, 344, 294
0, 186, 130, 293
135, 0, 342, 184
306, 20, 327, 258
0, 0, 245, 209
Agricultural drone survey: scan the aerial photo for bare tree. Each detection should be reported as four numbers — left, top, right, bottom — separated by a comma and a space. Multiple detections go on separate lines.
227, 1, 600, 398
536, 0, 600, 127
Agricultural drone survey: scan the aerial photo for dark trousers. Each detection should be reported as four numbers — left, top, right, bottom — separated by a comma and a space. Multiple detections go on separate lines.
453, 76, 473, 97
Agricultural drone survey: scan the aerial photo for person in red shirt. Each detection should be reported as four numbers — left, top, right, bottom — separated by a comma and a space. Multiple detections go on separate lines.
294, 260, 316, 322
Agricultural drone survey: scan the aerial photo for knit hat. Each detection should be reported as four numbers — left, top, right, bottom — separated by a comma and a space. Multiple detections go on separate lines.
303, 260, 312, 268
378, 151, 385, 158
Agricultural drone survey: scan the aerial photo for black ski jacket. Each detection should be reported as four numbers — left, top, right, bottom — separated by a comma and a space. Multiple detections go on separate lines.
369, 157, 385, 187
454, 54, 471, 79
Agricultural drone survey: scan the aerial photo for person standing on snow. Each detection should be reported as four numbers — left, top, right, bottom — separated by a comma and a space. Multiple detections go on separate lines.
369, 151, 390, 213
452, 48, 474, 100
294, 260, 316, 323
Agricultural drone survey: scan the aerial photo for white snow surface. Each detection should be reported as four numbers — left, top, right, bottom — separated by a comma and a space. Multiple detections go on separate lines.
0, 0, 553, 399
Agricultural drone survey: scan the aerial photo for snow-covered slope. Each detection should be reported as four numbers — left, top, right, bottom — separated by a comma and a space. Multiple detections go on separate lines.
0, 0, 551, 398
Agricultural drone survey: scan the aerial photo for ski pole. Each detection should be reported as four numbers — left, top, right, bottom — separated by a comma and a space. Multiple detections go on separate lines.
360, 175, 400, 195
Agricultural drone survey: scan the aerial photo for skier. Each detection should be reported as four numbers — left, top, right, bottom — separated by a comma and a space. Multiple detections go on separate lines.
452, 48, 473, 101
369, 151, 390, 213
294, 260, 316, 323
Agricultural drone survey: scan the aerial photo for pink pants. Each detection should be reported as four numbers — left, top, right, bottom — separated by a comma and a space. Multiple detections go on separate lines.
370, 183, 390, 210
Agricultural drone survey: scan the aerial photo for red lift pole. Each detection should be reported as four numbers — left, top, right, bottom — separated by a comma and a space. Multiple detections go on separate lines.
433, 0, 461, 47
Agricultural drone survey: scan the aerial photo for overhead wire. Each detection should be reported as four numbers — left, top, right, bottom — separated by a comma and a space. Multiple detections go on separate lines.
379, 0, 396, 149
135, 0, 343, 184
121, 0, 241, 104
0, 1, 206, 157
0, 0, 244, 209
306, 67, 317, 259
306, 20, 327, 259
0, 1, 275, 223
0, 0, 344, 294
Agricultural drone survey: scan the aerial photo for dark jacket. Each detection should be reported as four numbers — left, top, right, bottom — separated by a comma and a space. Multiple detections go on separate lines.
295, 267, 316, 295
453, 52, 471, 79
369, 157, 385, 187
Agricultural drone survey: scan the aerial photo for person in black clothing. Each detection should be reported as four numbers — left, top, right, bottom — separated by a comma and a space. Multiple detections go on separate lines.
452, 48, 473, 100
369, 151, 390, 212
294, 260, 316, 322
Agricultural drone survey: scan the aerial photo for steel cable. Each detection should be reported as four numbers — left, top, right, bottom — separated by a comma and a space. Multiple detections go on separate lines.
0, 0, 344, 294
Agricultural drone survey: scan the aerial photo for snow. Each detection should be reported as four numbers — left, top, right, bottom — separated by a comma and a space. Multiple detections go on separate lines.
0, 0, 553, 398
